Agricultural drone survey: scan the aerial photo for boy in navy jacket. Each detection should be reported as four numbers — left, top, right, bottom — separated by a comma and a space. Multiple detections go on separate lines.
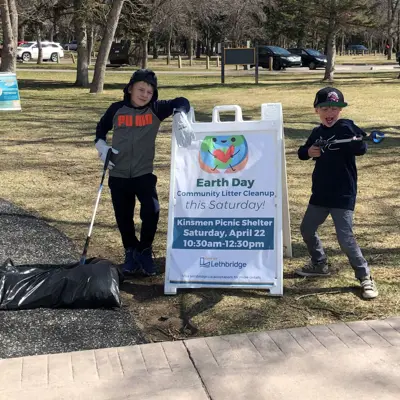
295, 87, 378, 299
95, 69, 194, 276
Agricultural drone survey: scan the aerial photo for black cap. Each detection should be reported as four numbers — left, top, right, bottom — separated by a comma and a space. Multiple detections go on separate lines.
313, 87, 347, 108
123, 69, 158, 102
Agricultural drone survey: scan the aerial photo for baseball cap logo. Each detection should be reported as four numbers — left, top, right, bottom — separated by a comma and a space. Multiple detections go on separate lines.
327, 91, 339, 103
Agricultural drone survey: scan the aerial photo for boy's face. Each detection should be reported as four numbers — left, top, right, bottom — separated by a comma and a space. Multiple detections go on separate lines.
129, 81, 154, 107
315, 106, 342, 127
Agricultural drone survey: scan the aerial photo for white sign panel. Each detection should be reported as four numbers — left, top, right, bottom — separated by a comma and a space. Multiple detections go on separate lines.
165, 104, 290, 295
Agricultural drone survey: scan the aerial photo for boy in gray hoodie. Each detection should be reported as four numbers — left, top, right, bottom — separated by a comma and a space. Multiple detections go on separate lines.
95, 69, 194, 276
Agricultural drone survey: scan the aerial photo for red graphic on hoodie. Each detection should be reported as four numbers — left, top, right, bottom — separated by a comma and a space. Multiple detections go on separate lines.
117, 114, 153, 127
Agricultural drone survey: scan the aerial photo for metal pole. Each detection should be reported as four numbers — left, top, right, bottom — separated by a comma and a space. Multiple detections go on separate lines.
221, 43, 225, 84
255, 43, 259, 85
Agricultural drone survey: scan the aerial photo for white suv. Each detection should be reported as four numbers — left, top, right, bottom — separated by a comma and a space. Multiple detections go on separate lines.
17, 41, 65, 62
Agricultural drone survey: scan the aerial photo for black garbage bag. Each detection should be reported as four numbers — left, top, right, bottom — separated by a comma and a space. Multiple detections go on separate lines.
0, 258, 122, 310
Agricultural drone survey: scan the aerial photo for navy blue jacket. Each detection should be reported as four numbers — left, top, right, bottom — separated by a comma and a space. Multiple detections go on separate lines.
298, 119, 367, 210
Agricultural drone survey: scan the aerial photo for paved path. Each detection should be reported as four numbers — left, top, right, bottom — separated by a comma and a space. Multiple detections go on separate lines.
0, 198, 145, 359
1, 316, 399, 399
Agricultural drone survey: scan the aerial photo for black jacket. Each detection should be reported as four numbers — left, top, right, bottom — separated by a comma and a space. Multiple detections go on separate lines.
298, 119, 367, 210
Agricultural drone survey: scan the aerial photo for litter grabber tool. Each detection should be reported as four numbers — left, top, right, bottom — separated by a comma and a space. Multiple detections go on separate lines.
79, 148, 113, 265
314, 130, 385, 152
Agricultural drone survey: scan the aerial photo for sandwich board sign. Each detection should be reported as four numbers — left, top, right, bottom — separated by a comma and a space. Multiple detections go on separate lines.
0, 73, 21, 111
164, 104, 291, 296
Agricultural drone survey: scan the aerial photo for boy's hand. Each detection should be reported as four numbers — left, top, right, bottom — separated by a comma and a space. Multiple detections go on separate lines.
95, 139, 119, 170
173, 111, 196, 148
308, 145, 321, 158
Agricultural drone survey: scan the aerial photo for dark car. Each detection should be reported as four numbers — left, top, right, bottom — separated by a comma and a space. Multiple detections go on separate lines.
63, 40, 78, 51
347, 44, 369, 54
256, 45, 302, 70
287, 48, 327, 70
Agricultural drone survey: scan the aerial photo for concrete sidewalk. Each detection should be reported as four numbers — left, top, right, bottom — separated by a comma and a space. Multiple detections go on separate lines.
1, 317, 400, 400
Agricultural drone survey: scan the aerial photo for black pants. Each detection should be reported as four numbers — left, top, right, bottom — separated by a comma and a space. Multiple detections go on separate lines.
108, 174, 160, 251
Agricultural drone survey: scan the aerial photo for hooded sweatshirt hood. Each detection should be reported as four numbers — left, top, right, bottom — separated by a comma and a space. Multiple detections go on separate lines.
123, 69, 158, 103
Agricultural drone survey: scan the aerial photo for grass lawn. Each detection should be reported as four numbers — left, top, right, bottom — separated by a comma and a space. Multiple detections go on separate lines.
336, 54, 398, 65
1, 69, 399, 341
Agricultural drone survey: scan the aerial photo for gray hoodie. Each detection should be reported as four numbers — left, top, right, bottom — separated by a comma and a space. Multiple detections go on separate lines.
95, 97, 190, 178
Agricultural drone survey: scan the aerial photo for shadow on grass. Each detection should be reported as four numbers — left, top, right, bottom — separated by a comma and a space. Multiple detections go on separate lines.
0, 211, 116, 231
121, 280, 165, 301
3, 133, 92, 147
17, 79, 125, 92
290, 240, 400, 260
18, 80, 79, 90
283, 285, 358, 296
120, 255, 166, 301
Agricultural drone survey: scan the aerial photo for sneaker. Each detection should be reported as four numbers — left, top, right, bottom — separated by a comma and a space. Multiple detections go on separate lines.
360, 276, 378, 299
135, 247, 157, 276
122, 247, 141, 275
295, 260, 331, 277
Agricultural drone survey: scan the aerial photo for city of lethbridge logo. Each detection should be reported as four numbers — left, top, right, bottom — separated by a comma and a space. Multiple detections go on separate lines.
327, 91, 339, 103
199, 257, 247, 269
199, 135, 249, 173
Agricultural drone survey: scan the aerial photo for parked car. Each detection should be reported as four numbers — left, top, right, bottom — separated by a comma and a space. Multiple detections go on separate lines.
63, 40, 78, 51
347, 44, 369, 54
16, 41, 64, 62
256, 45, 302, 70
287, 48, 327, 70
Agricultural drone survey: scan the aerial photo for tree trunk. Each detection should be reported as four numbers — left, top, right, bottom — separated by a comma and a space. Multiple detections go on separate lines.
52, 7, 59, 42
167, 26, 172, 65
90, 0, 125, 94
210, 39, 215, 56
19, 25, 25, 41
387, 34, 393, 60
397, 12, 400, 52
37, 28, 43, 65
74, 0, 89, 87
386, 0, 400, 59
9, 0, 17, 48
323, 30, 336, 82
386, 3, 392, 59
188, 19, 193, 61
196, 40, 201, 58
0, 0, 18, 72
152, 35, 158, 59
142, 37, 148, 68
87, 25, 94, 65
323, 0, 337, 81
341, 33, 345, 55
